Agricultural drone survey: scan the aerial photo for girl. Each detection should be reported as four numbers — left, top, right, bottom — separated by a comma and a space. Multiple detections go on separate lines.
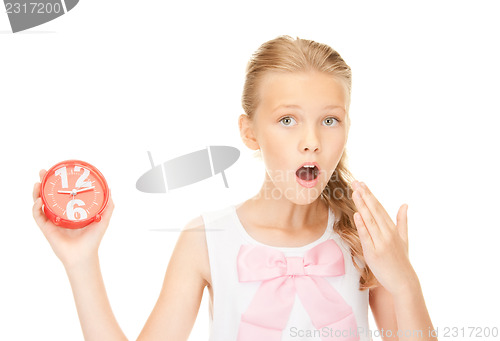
32, 35, 437, 341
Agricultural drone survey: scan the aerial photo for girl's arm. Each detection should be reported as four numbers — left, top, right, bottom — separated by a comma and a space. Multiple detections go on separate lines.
369, 285, 399, 341
370, 278, 435, 341
391, 275, 436, 341
136, 215, 210, 340
64, 256, 128, 341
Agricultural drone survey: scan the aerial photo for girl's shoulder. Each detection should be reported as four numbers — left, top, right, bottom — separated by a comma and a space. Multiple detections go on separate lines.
179, 214, 212, 287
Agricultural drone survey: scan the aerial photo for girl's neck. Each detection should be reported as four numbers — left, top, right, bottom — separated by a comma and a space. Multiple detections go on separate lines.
244, 192, 330, 232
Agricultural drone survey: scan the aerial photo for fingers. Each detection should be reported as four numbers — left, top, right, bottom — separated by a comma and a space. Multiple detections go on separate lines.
101, 196, 115, 223
33, 168, 48, 232
32, 182, 40, 202
354, 181, 394, 235
397, 204, 409, 252
353, 211, 374, 253
33, 169, 47, 202
32, 197, 48, 227
352, 189, 383, 247
39, 169, 47, 181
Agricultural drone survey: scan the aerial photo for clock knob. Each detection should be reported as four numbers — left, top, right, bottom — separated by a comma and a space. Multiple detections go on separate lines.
55, 216, 61, 225
94, 214, 102, 223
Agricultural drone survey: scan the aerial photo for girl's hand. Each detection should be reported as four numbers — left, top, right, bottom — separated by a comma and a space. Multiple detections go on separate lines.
351, 180, 416, 297
32, 169, 115, 269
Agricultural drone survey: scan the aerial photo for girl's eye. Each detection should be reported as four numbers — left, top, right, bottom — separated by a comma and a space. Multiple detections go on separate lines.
278, 116, 340, 126
324, 117, 340, 126
279, 116, 297, 126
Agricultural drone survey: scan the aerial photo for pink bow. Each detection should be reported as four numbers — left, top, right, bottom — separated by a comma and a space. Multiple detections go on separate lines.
236, 239, 359, 341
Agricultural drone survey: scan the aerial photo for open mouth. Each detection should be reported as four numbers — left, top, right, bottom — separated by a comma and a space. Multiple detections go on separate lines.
295, 164, 319, 181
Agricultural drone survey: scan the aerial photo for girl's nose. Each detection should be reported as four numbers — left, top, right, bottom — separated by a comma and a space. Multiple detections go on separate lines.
300, 128, 320, 152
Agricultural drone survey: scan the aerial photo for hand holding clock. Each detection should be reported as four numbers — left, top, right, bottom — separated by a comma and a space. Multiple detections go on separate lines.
32, 163, 114, 269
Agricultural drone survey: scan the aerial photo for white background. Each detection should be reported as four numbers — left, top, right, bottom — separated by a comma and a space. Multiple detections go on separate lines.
1, 0, 499, 340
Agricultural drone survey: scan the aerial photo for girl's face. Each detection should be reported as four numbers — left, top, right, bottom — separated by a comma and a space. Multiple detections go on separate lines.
241, 70, 349, 205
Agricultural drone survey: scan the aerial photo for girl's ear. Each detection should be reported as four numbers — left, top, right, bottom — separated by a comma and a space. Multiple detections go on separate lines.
238, 114, 260, 150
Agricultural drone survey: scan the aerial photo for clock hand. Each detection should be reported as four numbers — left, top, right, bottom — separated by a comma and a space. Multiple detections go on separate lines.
75, 186, 95, 193
57, 187, 94, 195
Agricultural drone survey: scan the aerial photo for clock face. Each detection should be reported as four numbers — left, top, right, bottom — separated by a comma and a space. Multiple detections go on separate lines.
41, 161, 108, 226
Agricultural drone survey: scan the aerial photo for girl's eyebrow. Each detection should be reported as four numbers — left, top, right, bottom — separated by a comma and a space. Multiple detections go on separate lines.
272, 104, 301, 112
272, 104, 345, 113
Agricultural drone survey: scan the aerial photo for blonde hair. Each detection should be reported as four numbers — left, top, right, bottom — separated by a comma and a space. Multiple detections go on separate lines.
241, 35, 378, 290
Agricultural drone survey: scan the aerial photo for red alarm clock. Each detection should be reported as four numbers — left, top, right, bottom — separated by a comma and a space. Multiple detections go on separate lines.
40, 160, 110, 229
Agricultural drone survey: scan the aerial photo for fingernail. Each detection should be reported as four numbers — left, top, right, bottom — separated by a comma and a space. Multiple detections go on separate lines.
360, 182, 366, 188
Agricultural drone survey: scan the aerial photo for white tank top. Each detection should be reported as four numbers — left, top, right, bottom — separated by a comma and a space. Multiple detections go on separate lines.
201, 204, 372, 341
